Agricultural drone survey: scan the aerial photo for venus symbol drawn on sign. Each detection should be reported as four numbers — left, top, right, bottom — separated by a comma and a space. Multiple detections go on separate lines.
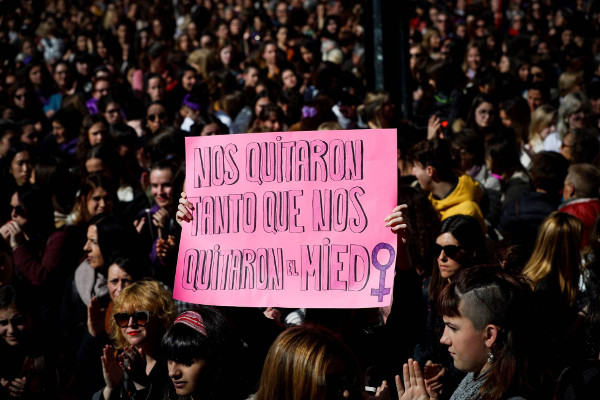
370, 243, 395, 302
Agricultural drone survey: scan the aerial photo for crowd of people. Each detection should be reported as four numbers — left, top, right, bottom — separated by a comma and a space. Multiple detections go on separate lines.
1, 0, 600, 399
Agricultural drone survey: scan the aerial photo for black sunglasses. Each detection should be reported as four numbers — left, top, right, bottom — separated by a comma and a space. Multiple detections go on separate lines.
147, 113, 167, 122
113, 310, 151, 328
433, 244, 463, 259
0, 315, 26, 326
11, 205, 27, 217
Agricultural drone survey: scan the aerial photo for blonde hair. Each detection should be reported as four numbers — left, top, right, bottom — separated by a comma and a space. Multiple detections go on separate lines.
558, 70, 584, 98
522, 212, 582, 306
187, 48, 218, 79
110, 279, 176, 349
529, 104, 556, 143
318, 121, 342, 130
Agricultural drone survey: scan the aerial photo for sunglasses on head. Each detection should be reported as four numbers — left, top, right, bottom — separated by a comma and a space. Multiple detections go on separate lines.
147, 113, 166, 122
434, 244, 462, 259
113, 310, 150, 328
0, 315, 26, 326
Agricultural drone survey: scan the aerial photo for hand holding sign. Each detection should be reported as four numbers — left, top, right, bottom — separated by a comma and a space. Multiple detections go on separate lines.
384, 204, 410, 244
175, 129, 398, 308
176, 192, 194, 226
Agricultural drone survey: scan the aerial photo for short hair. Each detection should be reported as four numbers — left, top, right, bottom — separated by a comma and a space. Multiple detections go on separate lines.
557, 92, 590, 140
530, 151, 569, 193
566, 163, 600, 198
409, 139, 457, 182
438, 265, 534, 400
111, 280, 176, 349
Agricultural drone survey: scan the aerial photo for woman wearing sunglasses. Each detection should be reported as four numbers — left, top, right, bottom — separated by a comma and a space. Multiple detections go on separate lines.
415, 214, 487, 399
94, 279, 176, 400
388, 266, 545, 400
145, 101, 170, 136
61, 214, 146, 397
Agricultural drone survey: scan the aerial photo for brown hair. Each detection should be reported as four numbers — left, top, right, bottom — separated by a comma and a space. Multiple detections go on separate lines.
254, 325, 362, 400
438, 265, 535, 400
522, 212, 582, 306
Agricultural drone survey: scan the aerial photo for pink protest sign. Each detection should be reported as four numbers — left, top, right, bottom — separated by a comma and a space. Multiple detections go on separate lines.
174, 129, 398, 308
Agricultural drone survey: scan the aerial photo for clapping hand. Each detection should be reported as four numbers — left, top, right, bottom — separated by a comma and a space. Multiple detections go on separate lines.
396, 359, 429, 400
1, 377, 27, 398
118, 346, 148, 388
87, 296, 106, 337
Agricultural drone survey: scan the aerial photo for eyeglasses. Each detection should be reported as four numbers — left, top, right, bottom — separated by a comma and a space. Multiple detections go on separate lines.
11, 205, 27, 217
0, 315, 26, 326
147, 113, 167, 122
434, 244, 462, 259
113, 310, 151, 328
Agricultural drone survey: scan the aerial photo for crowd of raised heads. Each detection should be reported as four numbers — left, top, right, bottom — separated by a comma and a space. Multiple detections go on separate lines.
2, 0, 600, 399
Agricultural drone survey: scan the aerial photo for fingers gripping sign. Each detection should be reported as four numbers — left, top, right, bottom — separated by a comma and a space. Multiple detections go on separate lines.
175, 192, 195, 226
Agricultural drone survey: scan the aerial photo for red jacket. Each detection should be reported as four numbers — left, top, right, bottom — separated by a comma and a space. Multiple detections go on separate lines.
559, 198, 600, 247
